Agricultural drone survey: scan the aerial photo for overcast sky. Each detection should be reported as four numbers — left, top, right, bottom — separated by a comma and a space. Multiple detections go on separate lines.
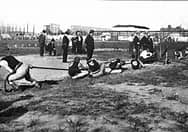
0, 0, 188, 32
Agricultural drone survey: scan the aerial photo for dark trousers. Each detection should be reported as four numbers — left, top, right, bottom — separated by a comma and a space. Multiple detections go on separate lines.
49, 49, 56, 56
40, 45, 45, 56
72, 43, 76, 54
77, 43, 82, 54
87, 48, 94, 60
135, 48, 140, 59
129, 42, 134, 57
62, 47, 68, 62
134, 45, 141, 59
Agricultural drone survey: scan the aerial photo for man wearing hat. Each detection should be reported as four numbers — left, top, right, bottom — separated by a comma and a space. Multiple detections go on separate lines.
132, 31, 140, 59
62, 29, 70, 62
85, 30, 95, 60
38, 30, 46, 56
48, 38, 56, 56
76, 31, 83, 54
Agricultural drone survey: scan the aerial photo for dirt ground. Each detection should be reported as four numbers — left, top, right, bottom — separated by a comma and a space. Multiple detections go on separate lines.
1, 50, 188, 132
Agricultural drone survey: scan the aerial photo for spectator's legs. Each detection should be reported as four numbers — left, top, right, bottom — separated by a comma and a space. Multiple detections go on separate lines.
53, 49, 56, 56
63, 47, 68, 62
87, 48, 94, 60
72, 43, 76, 54
49, 49, 52, 56
78, 43, 82, 54
40, 45, 44, 56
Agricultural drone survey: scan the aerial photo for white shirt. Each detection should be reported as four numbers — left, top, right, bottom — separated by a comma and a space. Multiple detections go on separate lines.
78, 36, 81, 41
140, 50, 152, 59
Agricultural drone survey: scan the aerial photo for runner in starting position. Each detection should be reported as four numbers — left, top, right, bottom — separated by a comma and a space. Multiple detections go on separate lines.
87, 58, 105, 77
68, 57, 88, 79
0, 49, 39, 92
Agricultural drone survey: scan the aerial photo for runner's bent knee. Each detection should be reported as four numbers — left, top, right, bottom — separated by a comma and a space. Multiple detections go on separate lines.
8, 64, 29, 81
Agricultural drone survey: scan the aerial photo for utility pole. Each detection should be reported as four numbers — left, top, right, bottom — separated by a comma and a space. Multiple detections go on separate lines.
27, 24, 29, 33
33, 25, 35, 35
15, 25, 17, 32
23, 26, 25, 34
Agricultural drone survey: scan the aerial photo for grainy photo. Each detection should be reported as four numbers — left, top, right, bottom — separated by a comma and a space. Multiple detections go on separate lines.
0, 0, 188, 131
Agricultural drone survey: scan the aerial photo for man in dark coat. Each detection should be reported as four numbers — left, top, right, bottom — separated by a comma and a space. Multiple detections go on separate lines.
48, 38, 56, 56
147, 35, 154, 52
132, 32, 140, 59
62, 30, 70, 62
76, 31, 83, 54
140, 32, 149, 50
85, 30, 95, 60
38, 30, 46, 56
71, 36, 77, 54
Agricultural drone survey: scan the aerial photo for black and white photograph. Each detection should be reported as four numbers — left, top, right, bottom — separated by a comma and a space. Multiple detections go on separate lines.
1, 0, 188, 131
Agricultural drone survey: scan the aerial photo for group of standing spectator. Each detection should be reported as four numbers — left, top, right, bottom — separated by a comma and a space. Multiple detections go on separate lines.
38, 29, 95, 62
63, 29, 95, 62
129, 31, 158, 64
130, 31, 154, 59
38, 30, 56, 57
71, 31, 83, 54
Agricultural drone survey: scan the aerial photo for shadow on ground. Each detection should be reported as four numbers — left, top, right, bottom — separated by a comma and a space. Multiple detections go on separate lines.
0, 95, 33, 123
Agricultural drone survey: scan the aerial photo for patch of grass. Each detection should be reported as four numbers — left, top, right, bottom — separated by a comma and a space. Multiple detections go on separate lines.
65, 118, 88, 132
27, 117, 40, 128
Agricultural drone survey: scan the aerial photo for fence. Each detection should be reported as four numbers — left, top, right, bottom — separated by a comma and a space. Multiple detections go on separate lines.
95, 30, 188, 42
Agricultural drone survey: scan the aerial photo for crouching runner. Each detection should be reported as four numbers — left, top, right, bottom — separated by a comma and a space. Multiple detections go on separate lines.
108, 58, 128, 73
139, 48, 157, 64
0, 55, 39, 92
68, 57, 88, 79
87, 58, 105, 78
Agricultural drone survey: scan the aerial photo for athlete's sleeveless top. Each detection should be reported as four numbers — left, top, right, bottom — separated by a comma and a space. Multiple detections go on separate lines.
1, 56, 21, 70
87, 59, 100, 72
68, 62, 81, 76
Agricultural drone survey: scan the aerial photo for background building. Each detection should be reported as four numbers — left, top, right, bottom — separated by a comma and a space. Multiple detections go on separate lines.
44, 23, 61, 35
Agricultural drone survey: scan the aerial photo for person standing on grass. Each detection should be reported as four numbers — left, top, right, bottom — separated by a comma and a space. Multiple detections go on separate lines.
48, 38, 56, 56
76, 31, 83, 54
139, 32, 148, 50
147, 34, 154, 52
62, 29, 70, 62
71, 36, 77, 54
132, 31, 140, 59
38, 30, 46, 56
128, 34, 134, 58
85, 30, 95, 60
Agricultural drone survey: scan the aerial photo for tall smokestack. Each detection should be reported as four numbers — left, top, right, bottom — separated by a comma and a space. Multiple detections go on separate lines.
33, 25, 35, 35
27, 24, 29, 33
